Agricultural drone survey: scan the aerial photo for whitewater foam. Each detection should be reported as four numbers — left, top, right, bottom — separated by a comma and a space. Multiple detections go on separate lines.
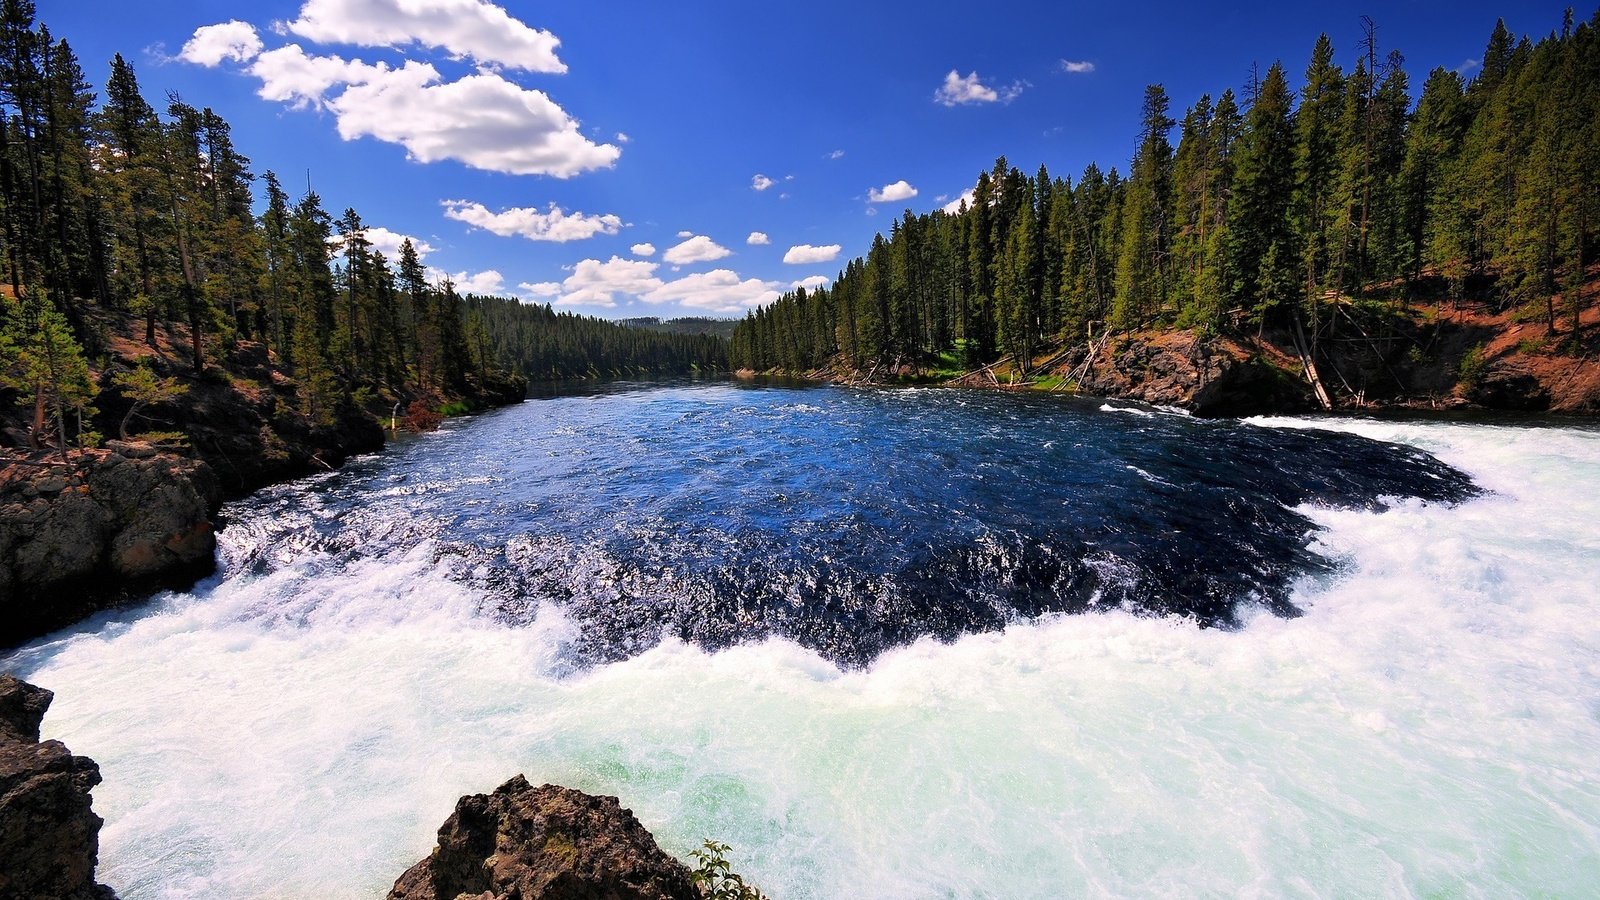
6, 415, 1599, 898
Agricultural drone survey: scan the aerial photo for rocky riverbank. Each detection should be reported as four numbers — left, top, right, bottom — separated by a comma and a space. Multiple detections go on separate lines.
0, 445, 220, 647
0, 675, 116, 900
0, 306, 528, 647
769, 299, 1600, 417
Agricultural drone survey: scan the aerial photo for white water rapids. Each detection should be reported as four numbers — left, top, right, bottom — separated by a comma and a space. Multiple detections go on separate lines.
6, 414, 1600, 898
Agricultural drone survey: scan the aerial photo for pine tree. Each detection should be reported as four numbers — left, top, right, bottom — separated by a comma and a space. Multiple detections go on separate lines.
1226, 62, 1299, 325
1113, 84, 1175, 328
1294, 34, 1346, 334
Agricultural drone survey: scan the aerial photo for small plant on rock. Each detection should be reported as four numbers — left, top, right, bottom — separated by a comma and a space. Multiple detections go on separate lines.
689, 840, 769, 900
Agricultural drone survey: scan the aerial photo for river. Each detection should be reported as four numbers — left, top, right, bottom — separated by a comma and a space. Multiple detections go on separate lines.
5, 380, 1599, 897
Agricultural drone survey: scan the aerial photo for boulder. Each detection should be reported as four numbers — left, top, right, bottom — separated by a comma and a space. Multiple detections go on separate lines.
389, 775, 698, 900
0, 675, 117, 900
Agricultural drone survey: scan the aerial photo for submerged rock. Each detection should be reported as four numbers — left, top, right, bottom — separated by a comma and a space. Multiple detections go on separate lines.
389, 775, 698, 900
0, 675, 116, 900
0, 447, 221, 647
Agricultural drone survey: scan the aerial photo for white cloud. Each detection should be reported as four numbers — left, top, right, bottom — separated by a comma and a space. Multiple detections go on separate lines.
616, 132, 630, 143
247, 44, 376, 104
1454, 58, 1481, 75
747, 231, 770, 246
553, 256, 663, 308
180, 21, 263, 66
752, 174, 776, 192
827, 149, 845, 160
642, 269, 781, 314
360, 226, 434, 259
676, 230, 693, 238
286, 0, 565, 73
631, 242, 656, 257
436, 268, 506, 296
519, 280, 562, 298
934, 70, 1025, 106
942, 188, 976, 214
242, 48, 619, 177
783, 244, 842, 265
869, 180, 918, 203
1059, 60, 1096, 74
663, 235, 732, 265
536, 257, 782, 314
792, 275, 831, 291
442, 199, 622, 242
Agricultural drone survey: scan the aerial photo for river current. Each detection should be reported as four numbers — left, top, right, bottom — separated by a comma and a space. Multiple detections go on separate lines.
6, 381, 1599, 898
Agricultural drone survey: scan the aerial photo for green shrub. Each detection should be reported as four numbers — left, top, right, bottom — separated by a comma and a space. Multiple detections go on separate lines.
1458, 344, 1488, 392
689, 840, 768, 900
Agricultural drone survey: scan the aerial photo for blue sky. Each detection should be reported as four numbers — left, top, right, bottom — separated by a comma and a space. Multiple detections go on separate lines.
40, 0, 1577, 319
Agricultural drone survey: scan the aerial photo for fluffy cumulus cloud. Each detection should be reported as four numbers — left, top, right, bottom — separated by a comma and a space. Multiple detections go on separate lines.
869, 180, 918, 203
751, 174, 776, 192
526, 258, 781, 313
434, 268, 506, 296
747, 231, 770, 246
330, 63, 617, 177
180, 21, 264, 66
942, 188, 976, 214
442, 199, 622, 242
1059, 59, 1096, 74
792, 275, 831, 291
642, 270, 782, 314
783, 244, 842, 265
934, 70, 1024, 106
360, 226, 434, 259
631, 242, 656, 257
285, 0, 566, 73
548, 256, 663, 308
663, 235, 732, 266
183, 4, 617, 179
519, 280, 563, 299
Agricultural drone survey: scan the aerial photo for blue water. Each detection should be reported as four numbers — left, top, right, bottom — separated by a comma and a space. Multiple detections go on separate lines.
223, 380, 1474, 666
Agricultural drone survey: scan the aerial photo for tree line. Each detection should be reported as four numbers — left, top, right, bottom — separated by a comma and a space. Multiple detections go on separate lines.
0, 1, 720, 453
731, 11, 1599, 374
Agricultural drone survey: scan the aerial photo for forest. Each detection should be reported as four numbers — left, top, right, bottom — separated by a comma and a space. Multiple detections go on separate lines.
730, 12, 1599, 377
0, 1, 721, 454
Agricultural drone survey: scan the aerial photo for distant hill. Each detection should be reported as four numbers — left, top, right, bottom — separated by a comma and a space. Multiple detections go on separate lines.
617, 317, 739, 340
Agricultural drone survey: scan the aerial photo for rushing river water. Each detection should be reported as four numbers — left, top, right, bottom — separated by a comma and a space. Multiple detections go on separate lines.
6, 381, 1600, 898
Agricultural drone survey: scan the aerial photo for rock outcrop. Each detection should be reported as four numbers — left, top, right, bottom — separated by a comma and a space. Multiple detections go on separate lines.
0, 675, 116, 900
389, 775, 698, 900
1068, 331, 1315, 417
0, 446, 221, 647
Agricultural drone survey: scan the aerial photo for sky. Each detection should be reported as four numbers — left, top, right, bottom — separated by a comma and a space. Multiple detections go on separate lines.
38, 0, 1580, 320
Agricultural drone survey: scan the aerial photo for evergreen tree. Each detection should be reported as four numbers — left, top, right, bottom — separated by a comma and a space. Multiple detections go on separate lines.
1226, 62, 1299, 324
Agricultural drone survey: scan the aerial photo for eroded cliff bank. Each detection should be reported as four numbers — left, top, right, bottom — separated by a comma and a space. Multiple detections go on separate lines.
0, 445, 220, 646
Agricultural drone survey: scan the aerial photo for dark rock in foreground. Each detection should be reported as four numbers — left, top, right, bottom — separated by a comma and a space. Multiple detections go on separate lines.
0, 675, 116, 900
389, 775, 698, 900
0, 446, 221, 647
